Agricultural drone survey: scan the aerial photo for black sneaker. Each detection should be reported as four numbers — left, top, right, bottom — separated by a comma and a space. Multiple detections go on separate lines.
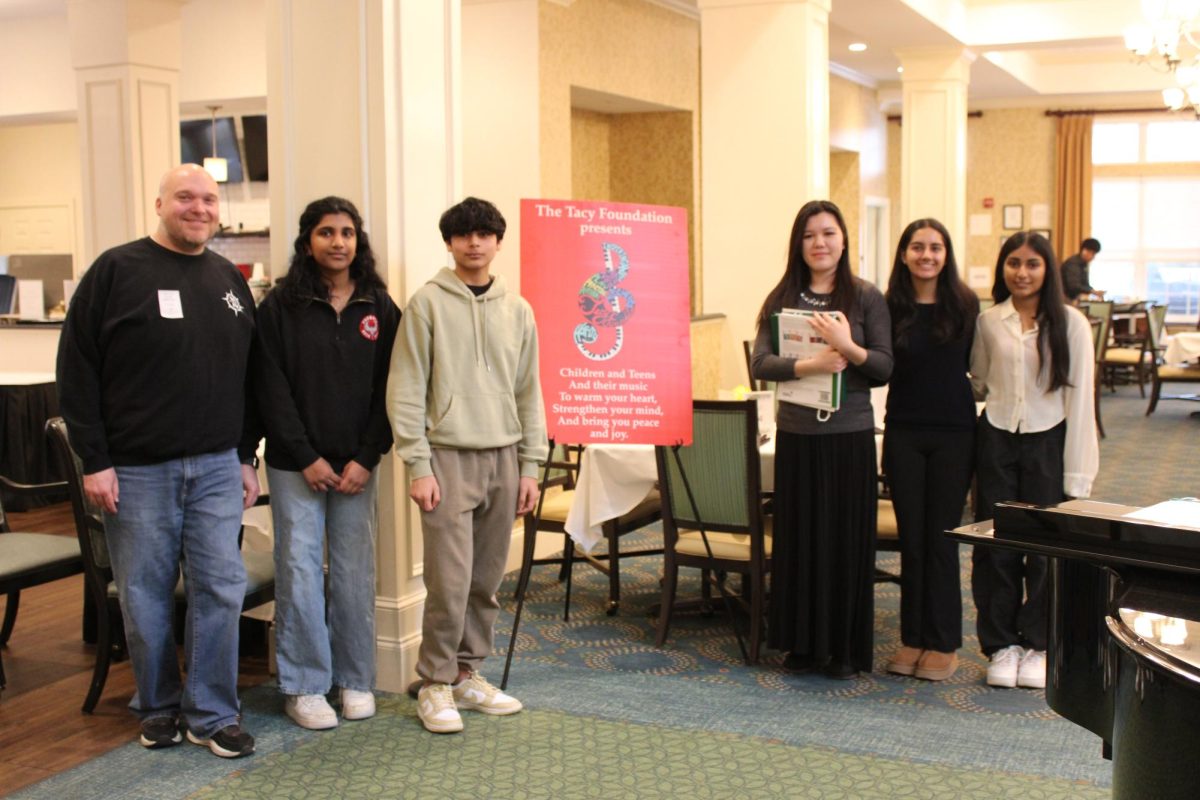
186, 724, 256, 758
139, 715, 182, 749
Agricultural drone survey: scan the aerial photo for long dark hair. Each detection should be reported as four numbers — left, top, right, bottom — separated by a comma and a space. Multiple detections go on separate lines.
992, 231, 1071, 392
756, 200, 858, 327
276, 196, 386, 307
886, 218, 978, 350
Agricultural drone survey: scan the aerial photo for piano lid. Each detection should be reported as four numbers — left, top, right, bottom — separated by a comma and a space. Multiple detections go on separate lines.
988, 499, 1200, 575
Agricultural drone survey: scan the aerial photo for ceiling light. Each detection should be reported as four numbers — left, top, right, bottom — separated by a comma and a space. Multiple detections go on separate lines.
1125, 0, 1200, 116
203, 105, 228, 184
848, 42, 867, 52
896, 66, 904, 73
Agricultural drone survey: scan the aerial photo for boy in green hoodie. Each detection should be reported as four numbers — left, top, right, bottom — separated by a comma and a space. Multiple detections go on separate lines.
386, 197, 548, 734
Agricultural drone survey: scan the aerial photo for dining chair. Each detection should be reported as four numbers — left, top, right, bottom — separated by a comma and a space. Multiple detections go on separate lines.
1144, 305, 1200, 415
1101, 302, 1154, 396
1080, 304, 1112, 438
46, 417, 275, 713
654, 399, 771, 664
0, 474, 83, 694
742, 340, 768, 391
516, 442, 661, 619
874, 480, 901, 585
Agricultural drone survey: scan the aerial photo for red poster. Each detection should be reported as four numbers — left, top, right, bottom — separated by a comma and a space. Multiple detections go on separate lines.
521, 198, 692, 445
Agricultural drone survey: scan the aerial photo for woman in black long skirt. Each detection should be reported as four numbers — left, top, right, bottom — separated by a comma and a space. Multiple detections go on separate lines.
751, 200, 893, 679
882, 218, 978, 682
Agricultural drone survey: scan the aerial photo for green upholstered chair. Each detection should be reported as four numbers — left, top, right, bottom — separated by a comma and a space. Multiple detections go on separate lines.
0, 474, 83, 694
46, 417, 275, 713
654, 400, 771, 664
1145, 305, 1200, 415
1080, 301, 1113, 437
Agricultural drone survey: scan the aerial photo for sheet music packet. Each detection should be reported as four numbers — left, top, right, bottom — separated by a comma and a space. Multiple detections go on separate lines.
771, 308, 844, 417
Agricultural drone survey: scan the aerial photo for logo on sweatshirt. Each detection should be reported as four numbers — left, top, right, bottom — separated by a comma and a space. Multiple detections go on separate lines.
360, 314, 380, 341
222, 290, 244, 316
573, 242, 634, 362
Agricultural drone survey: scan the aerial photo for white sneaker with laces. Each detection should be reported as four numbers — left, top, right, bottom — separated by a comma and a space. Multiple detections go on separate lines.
986, 645, 1025, 688
341, 688, 376, 721
417, 683, 463, 733
1017, 648, 1047, 689
285, 694, 338, 730
452, 671, 523, 716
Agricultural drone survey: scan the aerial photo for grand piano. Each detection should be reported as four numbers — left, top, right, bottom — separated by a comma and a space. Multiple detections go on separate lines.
951, 498, 1200, 800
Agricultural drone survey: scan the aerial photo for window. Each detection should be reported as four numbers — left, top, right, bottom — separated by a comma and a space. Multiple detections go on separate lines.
1091, 118, 1200, 322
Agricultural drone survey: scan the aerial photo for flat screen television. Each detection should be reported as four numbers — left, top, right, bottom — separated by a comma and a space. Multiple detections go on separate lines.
180, 117, 244, 183
242, 115, 268, 182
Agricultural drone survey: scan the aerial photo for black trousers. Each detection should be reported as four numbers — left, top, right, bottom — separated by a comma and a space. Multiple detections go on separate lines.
972, 417, 1066, 655
883, 426, 974, 653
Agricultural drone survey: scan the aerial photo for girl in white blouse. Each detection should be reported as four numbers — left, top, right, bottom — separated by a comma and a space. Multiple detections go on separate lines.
969, 231, 1098, 691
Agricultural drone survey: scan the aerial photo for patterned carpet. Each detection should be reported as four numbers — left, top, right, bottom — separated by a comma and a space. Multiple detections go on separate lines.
14, 386, 1197, 799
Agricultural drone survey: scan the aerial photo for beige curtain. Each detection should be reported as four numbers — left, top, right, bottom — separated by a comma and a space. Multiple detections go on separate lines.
1053, 115, 1093, 262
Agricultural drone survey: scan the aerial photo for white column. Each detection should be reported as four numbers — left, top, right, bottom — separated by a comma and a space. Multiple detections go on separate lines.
461, 0, 539, 291
699, 0, 831, 389
68, 0, 183, 263
897, 47, 974, 254
266, 0, 462, 693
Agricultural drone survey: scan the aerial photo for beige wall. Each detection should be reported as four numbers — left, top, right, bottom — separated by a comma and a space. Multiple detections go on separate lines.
963, 108, 1056, 280
540, 0, 699, 248
0, 121, 85, 269
830, 151, 861, 272
570, 109, 612, 201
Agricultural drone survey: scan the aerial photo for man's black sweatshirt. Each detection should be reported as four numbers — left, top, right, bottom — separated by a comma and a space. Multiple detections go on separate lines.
56, 237, 258, 474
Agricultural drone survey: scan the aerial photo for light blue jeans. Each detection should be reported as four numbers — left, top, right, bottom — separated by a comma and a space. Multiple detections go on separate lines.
268, 466, 378, 696
104, 450, 246, 737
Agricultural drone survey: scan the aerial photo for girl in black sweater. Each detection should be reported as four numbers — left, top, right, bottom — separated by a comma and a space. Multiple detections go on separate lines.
255, 197, 399, 729
883, 218, 978, 681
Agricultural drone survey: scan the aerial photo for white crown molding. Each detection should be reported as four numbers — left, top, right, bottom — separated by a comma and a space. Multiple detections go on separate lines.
829, 61, 877, 89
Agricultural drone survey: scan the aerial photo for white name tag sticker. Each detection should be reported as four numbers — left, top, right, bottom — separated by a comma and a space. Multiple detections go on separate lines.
158, 290, 184, 319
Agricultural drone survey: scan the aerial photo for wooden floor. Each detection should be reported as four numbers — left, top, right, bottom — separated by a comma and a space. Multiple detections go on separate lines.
0, 503, 271, 796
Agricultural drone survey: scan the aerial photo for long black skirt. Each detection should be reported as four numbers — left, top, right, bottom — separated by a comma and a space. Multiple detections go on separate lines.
767, 428, 878, 672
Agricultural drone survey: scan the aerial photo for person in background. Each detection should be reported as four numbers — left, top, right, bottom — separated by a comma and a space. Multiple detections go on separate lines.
387, 197, 548, 733
882, 219, 979, 682
1060, 238, 1103, 304
254, 196, 400, 730
56, 164, 260, 758
751, 199, 893, 680
970, 231, 1099, 689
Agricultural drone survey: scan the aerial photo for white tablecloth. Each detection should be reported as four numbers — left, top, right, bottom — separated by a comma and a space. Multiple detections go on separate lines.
563, 440, 776, 553
1163, 332, 1200, 365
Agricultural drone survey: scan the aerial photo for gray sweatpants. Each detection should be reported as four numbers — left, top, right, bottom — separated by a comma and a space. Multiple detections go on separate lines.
417, 445, 519, 684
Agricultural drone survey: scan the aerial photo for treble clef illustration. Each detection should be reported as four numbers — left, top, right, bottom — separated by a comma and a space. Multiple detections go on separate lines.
573, 242, 635, 361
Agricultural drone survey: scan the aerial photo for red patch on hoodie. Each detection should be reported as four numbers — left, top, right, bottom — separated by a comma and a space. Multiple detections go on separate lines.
359, 314, 380, 341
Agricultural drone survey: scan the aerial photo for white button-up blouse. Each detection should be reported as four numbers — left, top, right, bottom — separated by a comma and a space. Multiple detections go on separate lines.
970, 298, 1099, 498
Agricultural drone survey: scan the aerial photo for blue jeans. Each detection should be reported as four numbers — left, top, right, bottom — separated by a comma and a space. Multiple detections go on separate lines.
104, 450, 246, 737
269, 467, 377, 695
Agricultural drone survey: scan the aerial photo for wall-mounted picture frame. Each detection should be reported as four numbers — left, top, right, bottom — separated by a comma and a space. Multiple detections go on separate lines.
1003, 204, 1024, 230
1032, 228, 1052, 240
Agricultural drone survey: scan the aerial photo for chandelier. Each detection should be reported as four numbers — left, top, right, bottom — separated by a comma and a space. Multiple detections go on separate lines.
1124, 0, 1200, 115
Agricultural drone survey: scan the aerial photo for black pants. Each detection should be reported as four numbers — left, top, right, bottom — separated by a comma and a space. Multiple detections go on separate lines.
883, 426, 974, 653
972, 417, 1066, 655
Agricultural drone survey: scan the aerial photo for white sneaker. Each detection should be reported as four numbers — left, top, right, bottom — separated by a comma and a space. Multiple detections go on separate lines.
986, 645, 1025, 688
340, 688, 376, 721
284, 694, 338, 730
1017, 648, 1047, 689
452, 671, 523, 716
417, 683, 463, 734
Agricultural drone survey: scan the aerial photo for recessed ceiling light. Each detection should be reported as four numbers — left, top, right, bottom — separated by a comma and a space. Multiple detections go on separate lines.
896, 66, 904, 73
848, 42, 867, 52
